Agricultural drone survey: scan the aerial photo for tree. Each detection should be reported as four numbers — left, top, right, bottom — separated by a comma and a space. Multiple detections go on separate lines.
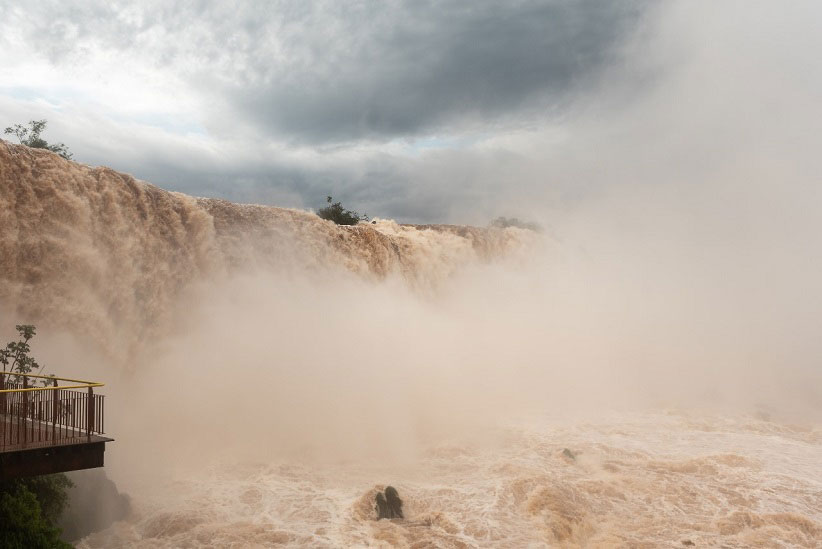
0, 325, 42, 379
317, 196, 368, 226
0, 326, 74, 547
4, 120, 73, 160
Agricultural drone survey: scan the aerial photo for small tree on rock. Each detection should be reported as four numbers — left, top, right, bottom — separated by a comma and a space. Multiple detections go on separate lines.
4, 120, 73, 160
317, 196, 368, 226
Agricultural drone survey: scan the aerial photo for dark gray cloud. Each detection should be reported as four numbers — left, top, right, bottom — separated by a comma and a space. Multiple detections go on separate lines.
9, 0, 646, 145
223, 1, 646, 144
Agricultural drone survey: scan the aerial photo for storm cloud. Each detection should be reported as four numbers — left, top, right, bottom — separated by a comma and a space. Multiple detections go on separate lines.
4, 1, 644, 144
219, 1, 644, 143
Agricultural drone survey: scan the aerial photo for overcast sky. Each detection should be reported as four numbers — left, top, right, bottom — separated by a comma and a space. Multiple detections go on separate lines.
1, 1, 820, 225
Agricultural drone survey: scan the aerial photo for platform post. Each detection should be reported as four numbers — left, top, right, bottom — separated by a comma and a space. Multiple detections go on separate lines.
53, 378, 58, 444
87, 387, 94, 441
22, 376, 28, 447
0, 373, 4, 449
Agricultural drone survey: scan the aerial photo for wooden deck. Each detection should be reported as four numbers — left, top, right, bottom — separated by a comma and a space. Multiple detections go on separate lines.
1, 415, 111, 452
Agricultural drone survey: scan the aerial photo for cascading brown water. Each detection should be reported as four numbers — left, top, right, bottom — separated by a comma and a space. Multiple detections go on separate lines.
0, 140, 528, 362
1, 141, 820, 548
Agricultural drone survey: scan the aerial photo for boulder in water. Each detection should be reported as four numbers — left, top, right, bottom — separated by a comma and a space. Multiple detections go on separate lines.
374, 486, 404, 520
385, 486, 403, 519
375, 492, 391, 519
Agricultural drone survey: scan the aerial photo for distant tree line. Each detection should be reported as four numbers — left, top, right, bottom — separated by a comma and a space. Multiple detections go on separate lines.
490, 216, 542, 232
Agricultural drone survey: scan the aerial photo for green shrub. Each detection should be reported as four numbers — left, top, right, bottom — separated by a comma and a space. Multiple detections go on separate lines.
4, 120, 73, 160
490, 216, 542, 232
317, 196, 368, 226
0, 483, 72, 548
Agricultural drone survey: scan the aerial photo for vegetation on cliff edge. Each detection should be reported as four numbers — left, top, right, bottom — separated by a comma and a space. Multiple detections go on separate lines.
317, 196, 369, 226
4, 120, 73, 160
1, 326, 73, 548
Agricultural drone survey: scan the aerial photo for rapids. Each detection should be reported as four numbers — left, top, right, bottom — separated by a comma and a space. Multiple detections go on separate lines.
74, 411, 822, 548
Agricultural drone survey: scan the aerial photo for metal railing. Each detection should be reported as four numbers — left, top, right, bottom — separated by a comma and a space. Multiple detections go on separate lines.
0, 373, 105, 451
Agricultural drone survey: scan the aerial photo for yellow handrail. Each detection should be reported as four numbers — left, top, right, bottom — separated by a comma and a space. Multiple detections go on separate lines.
0, 372, 104, 394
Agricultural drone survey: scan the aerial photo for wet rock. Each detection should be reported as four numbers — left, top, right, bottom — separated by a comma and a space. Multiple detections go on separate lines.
60, 469, 131, 542
375, 492, 391, 519
385, 486, 404, 519
375, 486, 404, 520
562, 448, 577, 461
681, 540, 695, 546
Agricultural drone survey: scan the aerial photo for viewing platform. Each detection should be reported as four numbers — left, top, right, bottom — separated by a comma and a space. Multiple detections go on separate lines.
0, 372, 112, 481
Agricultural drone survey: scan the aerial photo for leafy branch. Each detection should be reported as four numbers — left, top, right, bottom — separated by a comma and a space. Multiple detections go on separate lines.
0, 325, 52, 386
